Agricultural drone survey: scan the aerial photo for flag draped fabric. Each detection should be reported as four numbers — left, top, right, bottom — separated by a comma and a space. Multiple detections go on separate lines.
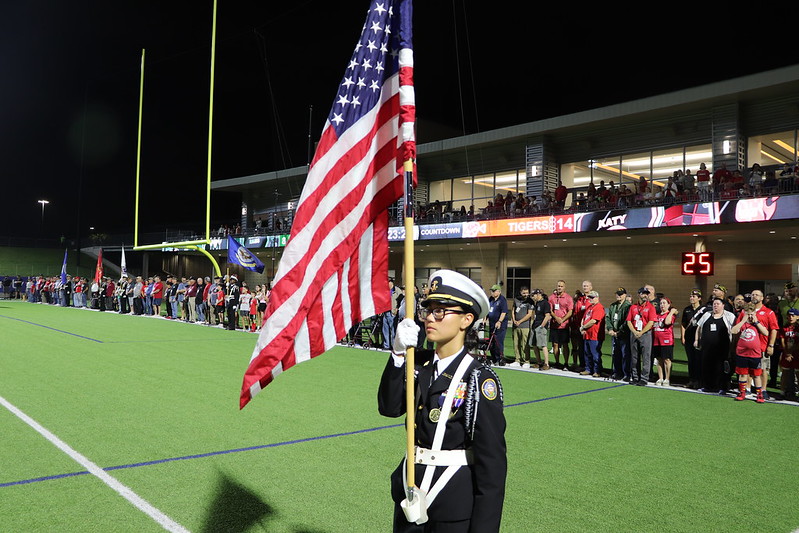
94, 248, 103, 284
227, 236, 265, 274
240, 0, 415, 409
120, 246, 128, 278
60, 249, 68, 285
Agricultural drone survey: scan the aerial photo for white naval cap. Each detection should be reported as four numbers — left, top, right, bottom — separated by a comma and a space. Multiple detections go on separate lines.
421, 269, 490, 319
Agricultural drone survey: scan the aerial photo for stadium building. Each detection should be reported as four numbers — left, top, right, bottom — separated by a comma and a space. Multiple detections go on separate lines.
210, 64, 799, 304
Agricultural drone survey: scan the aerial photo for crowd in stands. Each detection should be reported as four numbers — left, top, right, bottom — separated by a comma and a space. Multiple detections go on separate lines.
347, 278, 799, 403
410, 162, 799, 224
13, 273, 271, 332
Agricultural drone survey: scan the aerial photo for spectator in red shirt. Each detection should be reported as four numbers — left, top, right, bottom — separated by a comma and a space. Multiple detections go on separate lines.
579, 291, 605, 377
730, 301, 772, 403
626, 287, 657, 386
548, 280, 574, 370
151, 275, 164, 316
554, 181, 568, 210
779, 309, 799, 401
733, 290, 779, 400
571, 280, 593, 371
696, 162, 712, 200
653, 297, 678, 386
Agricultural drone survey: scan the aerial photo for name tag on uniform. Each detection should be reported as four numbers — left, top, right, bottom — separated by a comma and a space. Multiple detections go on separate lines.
614, 313, 618, 320
554, 304, 560, 310
710, 324, 717, 331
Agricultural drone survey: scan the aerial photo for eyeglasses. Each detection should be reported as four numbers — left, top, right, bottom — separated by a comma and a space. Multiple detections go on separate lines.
420, 308, 466, 320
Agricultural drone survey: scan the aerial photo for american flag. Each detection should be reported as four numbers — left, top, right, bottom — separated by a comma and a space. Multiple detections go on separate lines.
240, 0, 415, 409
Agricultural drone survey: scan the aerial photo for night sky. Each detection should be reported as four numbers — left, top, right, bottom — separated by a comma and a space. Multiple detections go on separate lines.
2, 2, 795, 241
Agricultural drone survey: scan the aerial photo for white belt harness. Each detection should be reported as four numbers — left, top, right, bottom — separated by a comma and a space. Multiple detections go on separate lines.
403, 354, 474, 509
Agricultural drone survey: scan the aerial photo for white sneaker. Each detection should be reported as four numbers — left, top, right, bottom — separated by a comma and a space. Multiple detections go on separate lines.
508, 361, 521, 368
656, 379, 663, 386
663, 379, 670, 387
522, 363, 530, 369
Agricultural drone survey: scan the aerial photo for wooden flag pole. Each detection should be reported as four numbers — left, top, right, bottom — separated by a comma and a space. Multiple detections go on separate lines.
402, 159, 416, 496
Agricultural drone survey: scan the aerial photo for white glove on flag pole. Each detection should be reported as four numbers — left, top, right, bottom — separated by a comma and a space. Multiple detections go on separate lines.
393, 318, 420, 354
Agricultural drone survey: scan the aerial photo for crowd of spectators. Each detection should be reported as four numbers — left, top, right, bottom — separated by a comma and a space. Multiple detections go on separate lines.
348, 278, 799, 403
16, 273, 270, 332
409, 162, 799, 225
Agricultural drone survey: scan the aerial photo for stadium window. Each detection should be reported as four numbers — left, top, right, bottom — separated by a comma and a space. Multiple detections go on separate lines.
454, 267, 481, 287
428, 179, 453, 205
452, 176, 473, 214
747, 129, 799, 168
505, 267, 531, 299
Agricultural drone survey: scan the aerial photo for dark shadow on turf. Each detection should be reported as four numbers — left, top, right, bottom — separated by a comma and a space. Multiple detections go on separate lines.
200, 471, 327, 533
201, 471, 274, 532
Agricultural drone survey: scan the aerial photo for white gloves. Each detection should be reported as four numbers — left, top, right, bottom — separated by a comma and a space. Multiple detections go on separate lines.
392, 318, 420, 354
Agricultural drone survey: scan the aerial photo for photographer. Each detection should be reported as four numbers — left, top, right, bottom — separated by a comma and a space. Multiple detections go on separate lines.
730, 299, 771, 403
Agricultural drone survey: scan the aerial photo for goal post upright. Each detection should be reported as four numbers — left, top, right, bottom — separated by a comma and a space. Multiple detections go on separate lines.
132, 0, 221, 279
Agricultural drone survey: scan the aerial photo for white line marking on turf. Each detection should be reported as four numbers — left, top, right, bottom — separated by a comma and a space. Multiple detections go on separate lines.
0, 394, 190, 533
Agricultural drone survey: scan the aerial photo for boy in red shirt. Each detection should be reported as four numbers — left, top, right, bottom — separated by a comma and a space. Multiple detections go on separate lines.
730, 302, 771, 403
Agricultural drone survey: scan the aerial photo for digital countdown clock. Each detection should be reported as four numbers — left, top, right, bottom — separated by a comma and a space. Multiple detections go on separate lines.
681, 252, 715, 275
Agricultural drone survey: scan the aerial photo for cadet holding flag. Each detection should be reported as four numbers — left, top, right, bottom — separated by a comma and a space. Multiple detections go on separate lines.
379, 269, 507, 532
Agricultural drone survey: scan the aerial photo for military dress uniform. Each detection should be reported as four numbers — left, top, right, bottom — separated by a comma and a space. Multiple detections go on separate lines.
379, 346, 506, 532
379, 266, 510, 532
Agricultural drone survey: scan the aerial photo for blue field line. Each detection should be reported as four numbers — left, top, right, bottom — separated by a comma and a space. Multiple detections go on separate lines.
0, 383, 620, 489
0, 314, 104, 343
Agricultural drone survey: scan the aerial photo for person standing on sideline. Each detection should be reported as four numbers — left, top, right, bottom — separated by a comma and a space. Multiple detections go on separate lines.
579, 291, 605, 377
549, 280, 574, 370
627, 287, 657, 385
529, 289, 552, 369
510, 287, 533, 367
694, 297, 736, 394
606, 287, 631, 381
225, 275, 240, 330
487, 284, 508, 366
730, 301, 771, 403
382, 279, 400, 349
378, 269, 506, 532
681, 289, 703, 389
653, 297, 678, 386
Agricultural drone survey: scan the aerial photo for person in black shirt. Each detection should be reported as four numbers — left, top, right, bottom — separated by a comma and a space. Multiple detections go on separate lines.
680, 289, 703, 389
694, 298, 736, 394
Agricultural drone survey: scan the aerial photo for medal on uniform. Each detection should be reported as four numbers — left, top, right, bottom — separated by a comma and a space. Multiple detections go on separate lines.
431, 382, 467, 421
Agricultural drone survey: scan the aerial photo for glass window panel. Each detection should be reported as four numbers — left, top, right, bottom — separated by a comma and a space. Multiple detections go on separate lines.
428, 179, 452, 203
588, 156, 622, 188
452, 177, 472, 204
652, 148, 686, 188
748, 131, 797, 169
684, 144, 712, 175
472, 173, 495, 209
495, 170, 520, 196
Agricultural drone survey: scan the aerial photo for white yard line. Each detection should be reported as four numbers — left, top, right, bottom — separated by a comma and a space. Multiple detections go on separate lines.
0, 394, 190, 533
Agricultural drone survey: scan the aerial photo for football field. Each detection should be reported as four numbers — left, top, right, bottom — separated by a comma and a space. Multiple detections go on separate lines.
1, 300, 798, 532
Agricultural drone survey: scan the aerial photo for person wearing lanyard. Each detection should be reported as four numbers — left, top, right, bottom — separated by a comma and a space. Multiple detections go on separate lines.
378, 269, 507, 533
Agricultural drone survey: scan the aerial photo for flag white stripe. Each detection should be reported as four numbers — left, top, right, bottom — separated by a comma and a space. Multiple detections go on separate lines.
321, 271, 340, 349
358, 223, 376, 319
295, 318, 311, 364
341, 258, 353, 333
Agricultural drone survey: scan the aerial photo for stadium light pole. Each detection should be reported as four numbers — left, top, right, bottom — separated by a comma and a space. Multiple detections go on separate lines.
38, 200, 49, 231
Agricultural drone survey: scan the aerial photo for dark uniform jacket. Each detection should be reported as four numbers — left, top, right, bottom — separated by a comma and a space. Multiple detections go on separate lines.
378, 348, 506, 532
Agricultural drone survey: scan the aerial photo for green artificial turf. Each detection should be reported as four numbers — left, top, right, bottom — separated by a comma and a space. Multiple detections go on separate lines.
1, 301, 798, 532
